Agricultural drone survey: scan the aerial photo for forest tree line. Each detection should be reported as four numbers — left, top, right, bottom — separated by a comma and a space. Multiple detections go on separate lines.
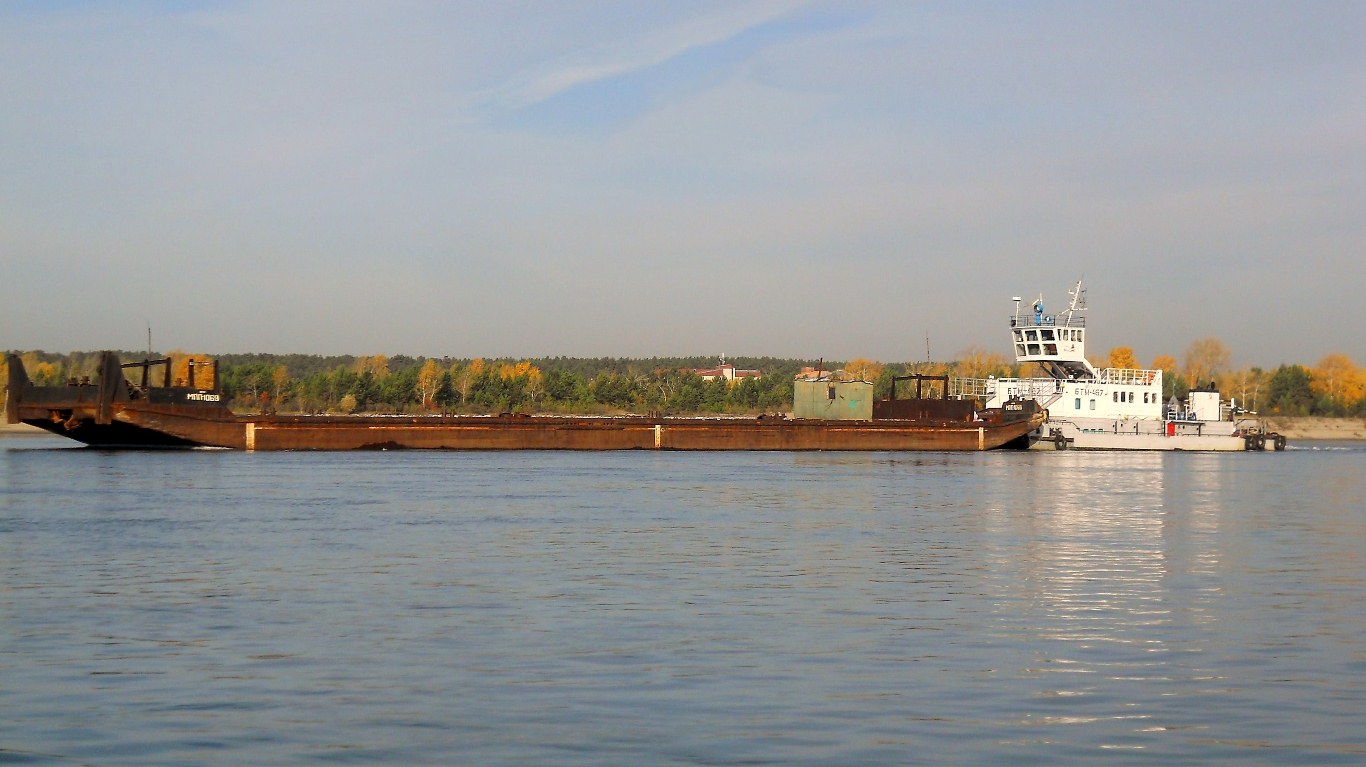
4, 337, 1365, 417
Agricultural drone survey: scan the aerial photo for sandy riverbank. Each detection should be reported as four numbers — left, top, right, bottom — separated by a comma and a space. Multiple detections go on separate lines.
1259, 417, 1366, 441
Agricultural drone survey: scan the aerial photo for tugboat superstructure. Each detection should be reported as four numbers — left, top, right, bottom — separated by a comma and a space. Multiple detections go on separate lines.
957, 280, 1285, 451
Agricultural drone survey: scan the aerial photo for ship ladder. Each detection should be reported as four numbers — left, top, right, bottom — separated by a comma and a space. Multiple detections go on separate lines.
1038, 391, 1064, 410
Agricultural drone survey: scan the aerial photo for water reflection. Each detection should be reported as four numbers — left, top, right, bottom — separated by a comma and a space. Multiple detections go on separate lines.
969, 453, 1221, 749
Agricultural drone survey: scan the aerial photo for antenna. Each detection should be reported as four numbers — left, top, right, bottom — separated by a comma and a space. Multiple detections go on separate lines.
1067, 278, 1086, 311
147, 323, 152, 356
1063, 278, 1087, 322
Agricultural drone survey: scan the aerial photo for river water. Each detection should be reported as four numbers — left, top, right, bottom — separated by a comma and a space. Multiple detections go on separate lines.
2, 436, 1364, 765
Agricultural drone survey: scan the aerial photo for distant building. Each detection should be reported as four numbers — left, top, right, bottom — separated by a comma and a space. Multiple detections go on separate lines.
692, 356, 762, 382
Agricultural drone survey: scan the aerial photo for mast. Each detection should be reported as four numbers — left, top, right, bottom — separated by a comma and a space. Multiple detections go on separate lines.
1062, 278, 1086, 324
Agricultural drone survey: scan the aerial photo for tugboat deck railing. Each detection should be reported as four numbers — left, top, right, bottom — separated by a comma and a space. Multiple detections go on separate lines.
952, 377, 1064, 399
954, 369, 1160, 399
1011, 314, 1086, 328
1095, 368, 1162, 385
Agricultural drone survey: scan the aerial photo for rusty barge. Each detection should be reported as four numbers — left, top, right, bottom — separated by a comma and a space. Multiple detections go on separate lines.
6, 352, 1045, 451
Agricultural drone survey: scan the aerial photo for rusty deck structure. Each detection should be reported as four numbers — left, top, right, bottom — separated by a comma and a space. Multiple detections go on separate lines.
6, 353, 1045, 451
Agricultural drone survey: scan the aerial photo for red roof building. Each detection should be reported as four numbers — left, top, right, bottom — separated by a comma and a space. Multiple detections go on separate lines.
691, 358, 762, 382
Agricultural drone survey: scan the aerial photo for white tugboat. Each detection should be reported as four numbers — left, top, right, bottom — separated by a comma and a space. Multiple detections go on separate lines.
956, 280, 1286, 451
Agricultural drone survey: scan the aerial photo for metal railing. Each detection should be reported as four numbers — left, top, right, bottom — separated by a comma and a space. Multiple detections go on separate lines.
951, 377, 1063, 399
1010, 313, 1085, 328
1095, 368, 1161, 385
951, 378, 994, 398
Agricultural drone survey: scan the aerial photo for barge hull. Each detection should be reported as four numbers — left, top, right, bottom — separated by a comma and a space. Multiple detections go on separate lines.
7, 353, 1042, 451
16, 409, 1042, 452
239, 418, 1033, 452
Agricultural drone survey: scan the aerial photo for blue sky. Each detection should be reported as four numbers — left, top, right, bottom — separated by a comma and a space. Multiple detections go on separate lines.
3, 1, 1362, 368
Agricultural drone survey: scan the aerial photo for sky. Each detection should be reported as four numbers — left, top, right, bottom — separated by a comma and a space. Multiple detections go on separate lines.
3, 1, 1363, 368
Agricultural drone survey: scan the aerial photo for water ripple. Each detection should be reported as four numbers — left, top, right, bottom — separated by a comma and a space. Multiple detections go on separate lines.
2, 442, 1365, 764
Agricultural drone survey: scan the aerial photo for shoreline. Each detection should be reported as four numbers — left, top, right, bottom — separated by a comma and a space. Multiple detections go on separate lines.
1259, 416, 1366, 441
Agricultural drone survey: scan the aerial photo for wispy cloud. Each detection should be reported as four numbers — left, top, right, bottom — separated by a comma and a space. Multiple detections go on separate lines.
478, 0, 809, 115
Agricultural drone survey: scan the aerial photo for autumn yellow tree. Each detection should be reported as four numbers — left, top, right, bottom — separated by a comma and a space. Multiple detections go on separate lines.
1106, 346, 1139, 370
957, 346, 1008, 379
12, 353, 60, 387
1311, 354, 1364, 411
169, 351, 215, 389
524, 370, 546, 407
1150, 354, 1181, 399
271, 365, 290, 404
354, 354, 390, 379
500, 360, 542, 382
1225, 367, 1269, 412
1151, 354, 1177, 378
168, 350, 188, 385
842, 358, 884, 382
457, 358, 485, 403
1183, 337, 1231, 389
915, 360, 951, 378
416, 359, 443, 408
